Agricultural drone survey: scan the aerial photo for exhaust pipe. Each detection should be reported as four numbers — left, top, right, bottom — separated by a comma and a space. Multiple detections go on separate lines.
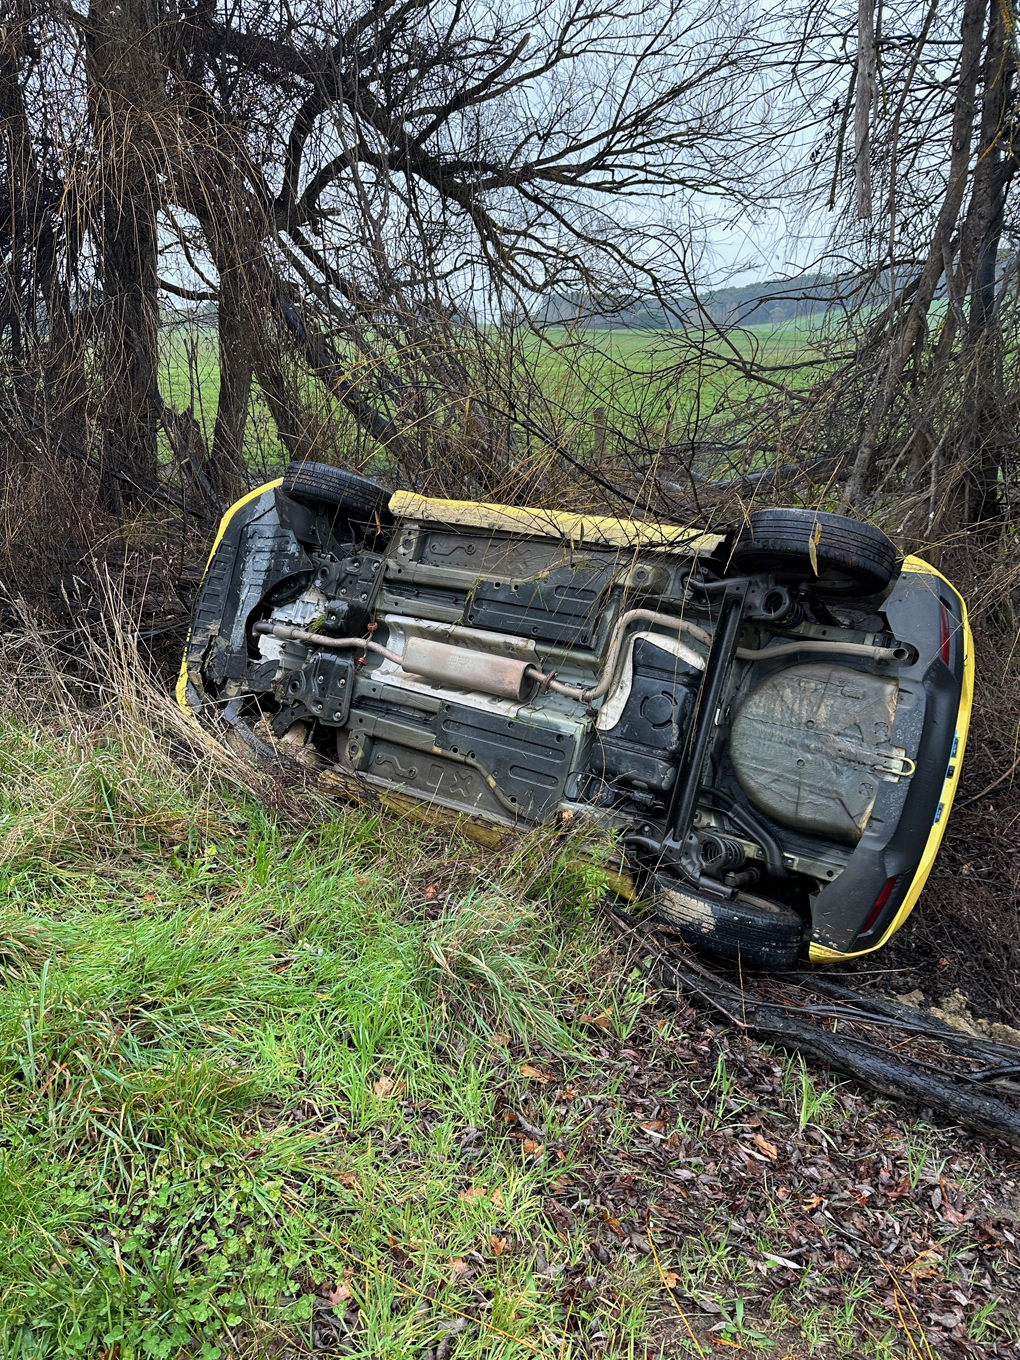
254, 620, 550, 702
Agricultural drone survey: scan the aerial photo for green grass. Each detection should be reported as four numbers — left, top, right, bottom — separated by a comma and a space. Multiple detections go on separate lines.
0, 700, 646, 1359
159, 324, 289, 471
156, 318, 826, 486
524, 320, 822, 420
2, 644, 1016, 1359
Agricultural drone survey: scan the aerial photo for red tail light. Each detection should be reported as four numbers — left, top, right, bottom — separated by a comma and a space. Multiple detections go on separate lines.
861, 876, 899, 934
940, 604, 952, 665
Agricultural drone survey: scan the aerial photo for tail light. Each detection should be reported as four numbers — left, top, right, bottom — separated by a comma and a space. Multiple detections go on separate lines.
861, 876, 899, 935
940, 603, 952, 665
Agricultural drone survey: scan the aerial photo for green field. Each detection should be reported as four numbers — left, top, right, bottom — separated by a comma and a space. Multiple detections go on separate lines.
157, 318, 825, 477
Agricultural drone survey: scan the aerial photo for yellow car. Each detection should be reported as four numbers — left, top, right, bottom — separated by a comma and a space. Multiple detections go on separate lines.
179, 462, 972, 967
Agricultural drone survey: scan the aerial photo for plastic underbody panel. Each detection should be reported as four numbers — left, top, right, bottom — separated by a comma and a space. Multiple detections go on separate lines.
180, 486, 969, 960
730, 663, 901, 844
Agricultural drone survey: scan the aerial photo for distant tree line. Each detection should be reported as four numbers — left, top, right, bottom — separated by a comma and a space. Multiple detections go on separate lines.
537, 277, 846, 329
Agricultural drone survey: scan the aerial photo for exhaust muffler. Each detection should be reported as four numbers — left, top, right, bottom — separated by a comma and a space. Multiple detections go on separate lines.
399, 636, 541, 701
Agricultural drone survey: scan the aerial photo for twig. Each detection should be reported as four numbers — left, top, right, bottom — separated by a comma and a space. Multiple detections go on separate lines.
605, 907, 1020, 1146
955, 753, 1020, 808
645, 1207, 707, 1359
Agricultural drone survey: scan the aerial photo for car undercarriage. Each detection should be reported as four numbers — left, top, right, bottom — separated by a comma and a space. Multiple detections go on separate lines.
179, 463, 972, 968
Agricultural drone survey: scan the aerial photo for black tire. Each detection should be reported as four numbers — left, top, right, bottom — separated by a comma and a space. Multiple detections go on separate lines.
282, 460, 392, 521
730, 508, 897, 595
651, 875, 805, 968
223, 717, 289, 766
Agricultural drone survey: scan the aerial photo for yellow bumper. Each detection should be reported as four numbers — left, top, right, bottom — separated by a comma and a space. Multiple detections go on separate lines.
175, 479, 285, 715
809, 555, 975, 962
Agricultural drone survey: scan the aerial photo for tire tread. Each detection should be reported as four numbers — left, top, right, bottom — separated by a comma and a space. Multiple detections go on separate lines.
732, 508, 896, 594
283, 460, 391, 520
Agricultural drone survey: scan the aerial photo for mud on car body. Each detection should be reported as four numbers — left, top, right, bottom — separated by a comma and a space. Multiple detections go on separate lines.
178, 462, 974, 967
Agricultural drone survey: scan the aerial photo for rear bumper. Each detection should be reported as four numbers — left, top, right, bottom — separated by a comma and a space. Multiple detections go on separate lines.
808, 556, 974, 961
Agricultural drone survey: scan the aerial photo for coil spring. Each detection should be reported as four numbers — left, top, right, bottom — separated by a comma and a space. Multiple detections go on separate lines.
699, 832, 746, 877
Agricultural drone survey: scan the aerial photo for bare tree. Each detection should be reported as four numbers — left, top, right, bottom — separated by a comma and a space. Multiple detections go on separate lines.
1, 0, 777, 547
683, 0, 1020, 540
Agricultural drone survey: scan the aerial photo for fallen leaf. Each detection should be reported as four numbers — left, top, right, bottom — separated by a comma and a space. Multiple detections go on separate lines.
449, 1257, 471, 1276
519, 1063, 555, 1083
602, 1213, 626, 1239
753, 1133, 778, 1160
337, 1171, 360, 1190
802, 1196, 823, 1210
661, 1270, 680, 1290
491, 1187, 504, 1209
488, 1033, 510, 1047
763, 1253, 803, 1271
424, 883, 438, 900
142, 893, 156, 901
640, 1120, 666, 1134
808, 519, 822, 576
523, 1138, 545, 1157
578, 1011, 613, 1029
458, 1186, 487, 1202
327, 1283, 352, 1307
372, 1074, 405, 1098
490, 1234, 508, 1256
904, 1249, 942, 1280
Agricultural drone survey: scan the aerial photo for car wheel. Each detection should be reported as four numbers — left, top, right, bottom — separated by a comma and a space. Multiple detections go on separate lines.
730, 508, 897, 595
651, 875, 805, 968
282, 460, 392, 521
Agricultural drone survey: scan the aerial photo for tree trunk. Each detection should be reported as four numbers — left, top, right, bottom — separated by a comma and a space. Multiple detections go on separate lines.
847, 0, 988, 506
952, 0, 1016, 532
210, 257, 254, 501
255, 353, 321, 465
86, 0, 166, 510
854, 0, 876, 220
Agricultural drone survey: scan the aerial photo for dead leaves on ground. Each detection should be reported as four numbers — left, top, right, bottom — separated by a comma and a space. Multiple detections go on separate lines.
489, 1006, 1020, 1357
518, 1062, 555, 1083
372, 1073, 406, 1099
457, 1184, 504, 1209
311, 985, 1016, 1358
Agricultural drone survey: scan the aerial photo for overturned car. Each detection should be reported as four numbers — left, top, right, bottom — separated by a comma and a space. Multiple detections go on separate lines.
178, 462, 973, 967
